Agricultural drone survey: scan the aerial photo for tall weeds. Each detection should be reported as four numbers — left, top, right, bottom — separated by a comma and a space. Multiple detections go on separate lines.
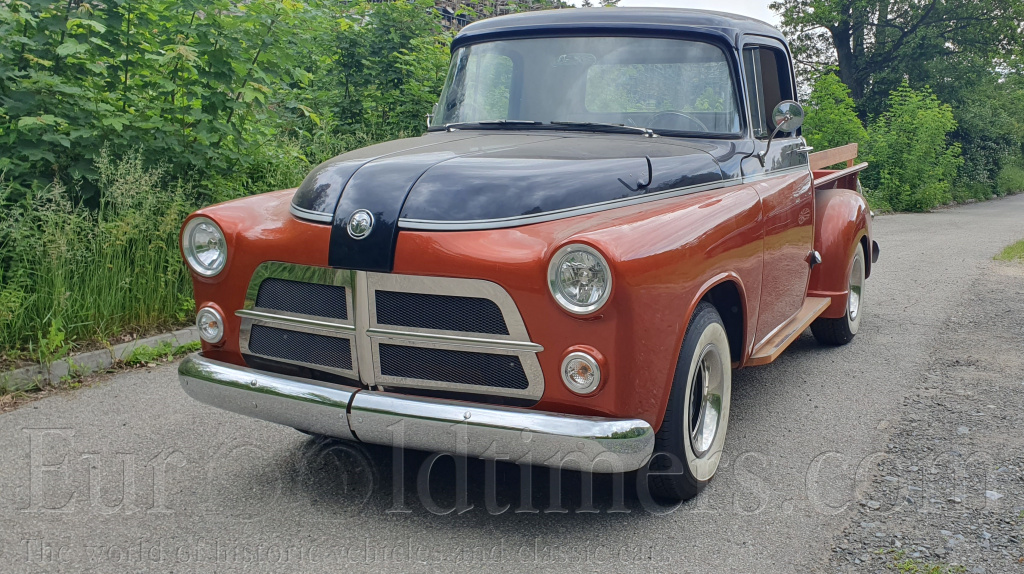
0, 151, 194, 361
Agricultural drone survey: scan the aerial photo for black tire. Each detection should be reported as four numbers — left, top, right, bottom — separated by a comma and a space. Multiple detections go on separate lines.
811, 242, 865, 346
647, 301, 732, 502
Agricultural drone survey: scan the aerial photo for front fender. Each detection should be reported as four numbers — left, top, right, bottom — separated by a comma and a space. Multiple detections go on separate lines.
809, 188, 870, 319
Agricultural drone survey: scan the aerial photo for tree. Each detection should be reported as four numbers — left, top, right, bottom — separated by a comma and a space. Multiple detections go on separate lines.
769, 0, 1024, 114
600, 0, 619, 6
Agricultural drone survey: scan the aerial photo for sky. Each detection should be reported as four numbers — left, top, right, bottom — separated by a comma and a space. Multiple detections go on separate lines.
568, 0, 780, 26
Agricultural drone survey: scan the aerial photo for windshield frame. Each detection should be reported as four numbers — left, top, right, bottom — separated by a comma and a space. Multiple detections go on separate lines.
429, 31, 749, 140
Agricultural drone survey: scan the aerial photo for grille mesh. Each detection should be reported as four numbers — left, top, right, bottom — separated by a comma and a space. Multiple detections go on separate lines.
255, 278, 347, 320
248, 324, 352, 371
375, 291, 508, 335
379, 344, 528, 389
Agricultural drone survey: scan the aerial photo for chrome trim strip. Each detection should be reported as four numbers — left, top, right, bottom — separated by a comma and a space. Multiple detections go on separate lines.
366, 327, 543, 352
236, 309, 356, 333
353, 271, 376, 388
179, 354, 654, 473
397, 166, 813, 231
289, 203, 334, 223
179, 353, 357, 440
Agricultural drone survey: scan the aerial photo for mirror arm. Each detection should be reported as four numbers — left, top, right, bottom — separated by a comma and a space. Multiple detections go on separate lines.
755, 113, 792, 168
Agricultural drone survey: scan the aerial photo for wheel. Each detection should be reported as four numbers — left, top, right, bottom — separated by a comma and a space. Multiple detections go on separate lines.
811, 242, 865, 346
647, 301, 732, 502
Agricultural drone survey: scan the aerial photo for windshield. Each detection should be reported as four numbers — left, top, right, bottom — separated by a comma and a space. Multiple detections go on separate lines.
434, 36, 742, 135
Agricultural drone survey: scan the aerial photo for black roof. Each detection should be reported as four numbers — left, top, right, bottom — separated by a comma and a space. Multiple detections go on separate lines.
452, 8, 785, 50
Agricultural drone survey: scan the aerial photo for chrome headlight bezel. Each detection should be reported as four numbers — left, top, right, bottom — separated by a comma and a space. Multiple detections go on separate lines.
547, 244, 612, 315
182, 217, 227, 277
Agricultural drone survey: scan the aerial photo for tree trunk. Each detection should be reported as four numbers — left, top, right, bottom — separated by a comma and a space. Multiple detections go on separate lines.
830, 25, 864, 102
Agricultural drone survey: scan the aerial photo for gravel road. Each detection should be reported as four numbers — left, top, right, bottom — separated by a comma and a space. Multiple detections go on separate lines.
2, 195, 1023, 574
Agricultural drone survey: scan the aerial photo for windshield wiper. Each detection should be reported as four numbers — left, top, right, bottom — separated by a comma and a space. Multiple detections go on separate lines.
550, 121, 657, 137
442, 120, 543, 131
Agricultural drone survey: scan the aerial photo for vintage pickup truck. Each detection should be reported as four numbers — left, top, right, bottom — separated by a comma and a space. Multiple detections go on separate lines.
178, 8, 878, 501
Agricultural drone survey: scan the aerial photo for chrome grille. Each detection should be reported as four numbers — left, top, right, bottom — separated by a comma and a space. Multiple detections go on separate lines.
237, 262, 544, 402
248, 324, 353, 371
374, 291, 508, 335
256, 278, 348, 320
378, 344, 528, 390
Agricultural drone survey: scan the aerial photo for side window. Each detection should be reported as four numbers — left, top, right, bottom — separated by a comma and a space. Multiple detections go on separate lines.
743, 46, 795, 138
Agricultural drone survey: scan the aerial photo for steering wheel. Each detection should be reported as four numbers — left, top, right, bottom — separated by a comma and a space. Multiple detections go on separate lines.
647, 111, 710, 133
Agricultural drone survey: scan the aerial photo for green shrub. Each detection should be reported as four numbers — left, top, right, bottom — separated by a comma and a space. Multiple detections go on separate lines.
996, 160, 1024, 196
0, 151, 193, 357
951, 182, 994, 204
803, 73, 868, 156
862, 82, 963, 212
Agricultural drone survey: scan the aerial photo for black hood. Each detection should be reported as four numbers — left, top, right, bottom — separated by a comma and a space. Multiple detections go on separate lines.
291, 131, 726, 272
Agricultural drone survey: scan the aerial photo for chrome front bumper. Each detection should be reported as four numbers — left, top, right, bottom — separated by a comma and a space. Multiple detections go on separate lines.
178, 354, 655, 473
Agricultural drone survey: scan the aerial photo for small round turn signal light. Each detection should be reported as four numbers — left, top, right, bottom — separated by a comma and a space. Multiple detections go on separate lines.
196, 307, 224, 344
561, 351, 601, 395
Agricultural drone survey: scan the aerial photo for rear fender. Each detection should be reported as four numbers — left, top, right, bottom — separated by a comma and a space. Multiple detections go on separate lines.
809, 188, 870, 319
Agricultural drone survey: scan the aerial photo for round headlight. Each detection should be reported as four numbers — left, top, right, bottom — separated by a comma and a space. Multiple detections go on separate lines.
547, 244, 612, 314
561, 352, 601, 394
182, 217, 227, 277
196, 307, 224, 344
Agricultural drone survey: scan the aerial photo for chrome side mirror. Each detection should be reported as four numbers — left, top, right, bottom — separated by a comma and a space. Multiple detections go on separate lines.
772, 100, 804, 132
756, 100, 805, 167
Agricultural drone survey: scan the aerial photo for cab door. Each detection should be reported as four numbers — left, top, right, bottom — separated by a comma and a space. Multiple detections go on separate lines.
739, 39, 815, 345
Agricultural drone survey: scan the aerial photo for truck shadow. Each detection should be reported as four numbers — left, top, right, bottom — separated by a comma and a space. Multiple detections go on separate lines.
236, 334, 835, 523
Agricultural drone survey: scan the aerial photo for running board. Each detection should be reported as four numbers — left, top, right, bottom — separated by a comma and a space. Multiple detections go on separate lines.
747, 297, 832, 366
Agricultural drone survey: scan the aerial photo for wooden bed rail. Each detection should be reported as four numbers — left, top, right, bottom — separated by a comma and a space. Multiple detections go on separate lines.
809, 143, 858, 171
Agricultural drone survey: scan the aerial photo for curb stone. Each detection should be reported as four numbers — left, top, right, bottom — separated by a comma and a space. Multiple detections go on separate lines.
0, 327, 198, 392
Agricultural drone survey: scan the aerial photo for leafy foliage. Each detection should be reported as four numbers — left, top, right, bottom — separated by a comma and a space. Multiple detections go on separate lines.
861, 82, 962, 212
996, 160, 1024, 197
771, 0, 1024, 198
0, 0, 558, 358
0, 0, 454, 202
802, 72, 866, 153
769, 0, 1024, 108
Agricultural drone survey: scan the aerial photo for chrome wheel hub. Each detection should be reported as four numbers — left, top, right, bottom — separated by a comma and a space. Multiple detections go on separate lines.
848, 251, 865, 320
689, 344, 725, 458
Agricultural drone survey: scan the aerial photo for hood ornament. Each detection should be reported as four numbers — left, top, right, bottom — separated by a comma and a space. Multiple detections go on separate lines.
347, 209, 374, 239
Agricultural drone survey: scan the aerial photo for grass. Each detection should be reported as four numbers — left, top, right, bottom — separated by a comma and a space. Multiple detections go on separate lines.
885, 549, 966, 574
121, 340, 200, 367
995, 239, 1024, 262
892, 560, 965, 574
1, 150, 195, 363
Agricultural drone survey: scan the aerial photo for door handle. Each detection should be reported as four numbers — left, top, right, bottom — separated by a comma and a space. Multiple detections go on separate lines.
795, 146, 814, 153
